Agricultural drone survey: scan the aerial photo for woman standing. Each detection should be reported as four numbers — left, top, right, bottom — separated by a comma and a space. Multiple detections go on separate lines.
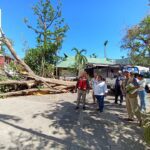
137, 74, 146, 112
94, 75, 108, 112
90, 73, 98, 104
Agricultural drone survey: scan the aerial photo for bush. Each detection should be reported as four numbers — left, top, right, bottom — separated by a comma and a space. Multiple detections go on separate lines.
142, 112, 150, 145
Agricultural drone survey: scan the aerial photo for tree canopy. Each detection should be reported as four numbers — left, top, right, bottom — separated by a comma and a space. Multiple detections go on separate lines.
24, 0, 68, 76
121, 15, 150, 66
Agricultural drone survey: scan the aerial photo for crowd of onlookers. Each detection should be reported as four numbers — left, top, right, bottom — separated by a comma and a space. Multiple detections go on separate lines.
75, 70, 148, 126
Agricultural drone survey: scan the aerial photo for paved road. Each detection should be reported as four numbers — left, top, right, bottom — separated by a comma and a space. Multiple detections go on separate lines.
0, 93, 149, 150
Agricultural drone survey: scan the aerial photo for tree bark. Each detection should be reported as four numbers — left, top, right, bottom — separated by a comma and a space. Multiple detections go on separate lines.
0, 80, 37, 88
0, 30, 75, 91
0, 88, 64, 97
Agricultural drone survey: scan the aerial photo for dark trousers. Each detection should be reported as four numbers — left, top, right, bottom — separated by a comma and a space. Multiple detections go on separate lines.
95, 95, 104, 112
115, 94, 123, 104
115, 88, 123, 104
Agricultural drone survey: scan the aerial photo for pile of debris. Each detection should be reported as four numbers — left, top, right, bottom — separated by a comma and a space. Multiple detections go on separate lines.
0, 29, 76, 97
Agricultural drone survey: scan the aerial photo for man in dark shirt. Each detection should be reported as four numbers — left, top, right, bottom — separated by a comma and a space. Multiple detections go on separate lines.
114, 71, 124, 105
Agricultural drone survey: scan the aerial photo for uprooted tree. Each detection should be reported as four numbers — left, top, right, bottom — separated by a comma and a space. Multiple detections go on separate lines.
0, 0, 74, 97
0, 29, 75, 97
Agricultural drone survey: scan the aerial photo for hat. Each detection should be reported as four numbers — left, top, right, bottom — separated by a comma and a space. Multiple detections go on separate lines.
118, 70, 122, 74
123, 70, 129, 73
138, 74, 144, 78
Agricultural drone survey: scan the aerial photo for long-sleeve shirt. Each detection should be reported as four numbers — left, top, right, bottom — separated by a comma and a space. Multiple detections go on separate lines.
94, 81, 108, 96
138, 79, 146, 91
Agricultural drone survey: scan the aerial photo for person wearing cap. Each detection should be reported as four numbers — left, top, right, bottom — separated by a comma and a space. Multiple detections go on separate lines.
137, 74, 146, 112
122, 71, 142, 126
114, 70, 124, 105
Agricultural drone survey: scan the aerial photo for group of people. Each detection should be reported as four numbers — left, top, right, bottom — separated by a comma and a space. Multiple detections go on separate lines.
75, 70, 147, 126
114, 70, 147, 125
115, 70, 147, 111
75, 71, 108, 112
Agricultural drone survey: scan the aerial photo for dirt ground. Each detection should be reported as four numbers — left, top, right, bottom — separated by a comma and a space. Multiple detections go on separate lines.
0, 92, 149, 150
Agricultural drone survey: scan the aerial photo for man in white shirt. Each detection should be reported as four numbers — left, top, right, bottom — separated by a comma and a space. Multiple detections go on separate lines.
94, 75, 108, 112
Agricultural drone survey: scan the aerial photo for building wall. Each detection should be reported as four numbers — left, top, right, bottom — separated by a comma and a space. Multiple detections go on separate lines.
0, 56, 4, 67
0, 55, 14, 68
59, 68, 76, 77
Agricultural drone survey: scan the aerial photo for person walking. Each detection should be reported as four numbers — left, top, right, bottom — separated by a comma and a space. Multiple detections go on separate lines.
75, 71, 90, 110
123, 71, 142, 126
90, 73, 98, 104
114, 71, 124, 105
94, 75, 108, 112
137, 74, 146, 112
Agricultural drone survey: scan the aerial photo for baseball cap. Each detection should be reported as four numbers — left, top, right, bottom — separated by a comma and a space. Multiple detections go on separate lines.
118, 70, 122, 74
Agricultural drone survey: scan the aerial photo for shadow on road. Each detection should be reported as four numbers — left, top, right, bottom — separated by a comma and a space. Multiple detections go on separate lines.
0, 96, 149, 150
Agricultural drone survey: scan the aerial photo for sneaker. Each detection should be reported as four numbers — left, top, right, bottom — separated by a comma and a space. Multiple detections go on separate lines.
75, 106, 79, 110
83, 106, 86, 110
124, 118, 134, 121
141, 109, 146, 113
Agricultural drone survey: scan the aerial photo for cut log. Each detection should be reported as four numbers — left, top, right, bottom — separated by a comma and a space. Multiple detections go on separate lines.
0, 88, 67, 97
0, 80, 37, 88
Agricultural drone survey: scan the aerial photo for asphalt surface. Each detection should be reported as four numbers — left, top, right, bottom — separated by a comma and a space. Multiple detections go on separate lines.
0, 93, 149, 150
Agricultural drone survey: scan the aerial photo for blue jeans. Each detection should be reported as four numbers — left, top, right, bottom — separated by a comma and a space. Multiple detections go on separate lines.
138, 90, 146, 111
95, 95, 104, 112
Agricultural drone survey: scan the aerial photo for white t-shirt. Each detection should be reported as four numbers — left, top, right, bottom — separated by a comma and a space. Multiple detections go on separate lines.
138, 79, 146, 91
94, 81, 108, 96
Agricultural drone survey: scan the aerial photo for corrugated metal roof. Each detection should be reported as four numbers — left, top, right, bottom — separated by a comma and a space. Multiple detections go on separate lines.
56, 56, 75, 68
56, 56, 115, 68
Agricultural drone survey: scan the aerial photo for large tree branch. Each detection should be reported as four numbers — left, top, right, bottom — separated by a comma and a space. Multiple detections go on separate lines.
46, 11, 60, 30
0, 28, 75, 90
25, 23, 43, 34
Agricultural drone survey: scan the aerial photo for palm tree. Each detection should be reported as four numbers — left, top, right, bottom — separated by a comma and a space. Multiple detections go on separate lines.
72, 48, 88, 75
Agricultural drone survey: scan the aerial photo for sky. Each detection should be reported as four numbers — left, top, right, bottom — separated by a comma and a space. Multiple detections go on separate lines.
0, 0, 149, 59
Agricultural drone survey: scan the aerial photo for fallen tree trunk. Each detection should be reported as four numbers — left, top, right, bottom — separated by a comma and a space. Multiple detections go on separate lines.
0, 80, 37, 88
0, 88, 67, 97
0, 29, 76, 91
